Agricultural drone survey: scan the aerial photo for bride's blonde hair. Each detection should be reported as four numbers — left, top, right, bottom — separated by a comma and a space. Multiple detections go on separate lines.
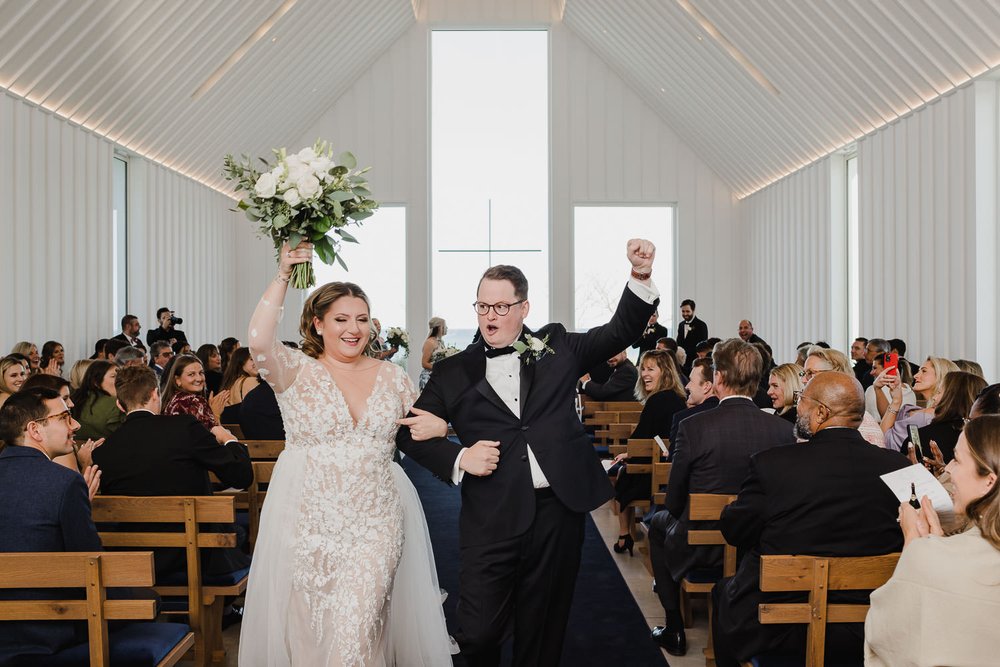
300, 282, 373, 359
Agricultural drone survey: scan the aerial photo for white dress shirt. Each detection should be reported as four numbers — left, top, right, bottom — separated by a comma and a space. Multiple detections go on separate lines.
452, 278, 659, 485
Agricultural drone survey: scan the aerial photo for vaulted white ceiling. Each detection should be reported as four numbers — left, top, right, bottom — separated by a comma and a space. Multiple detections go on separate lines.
2, 0, 1000, 197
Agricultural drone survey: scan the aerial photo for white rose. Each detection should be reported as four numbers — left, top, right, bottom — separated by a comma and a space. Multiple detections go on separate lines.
529, 337, 544, 351
254, 172, 277, 198
284, 155, 307, 184
296, 173, 321, 200
309, 156, 332, 179
283, 187, 301, 207
297, 147, 317, 162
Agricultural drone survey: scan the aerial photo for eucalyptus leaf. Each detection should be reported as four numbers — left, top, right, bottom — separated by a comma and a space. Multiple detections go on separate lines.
337, 228, 359, 243
328, 191, 354, 202
245, 209, 261, 222
350, 209, 374, 221
335, 253, 348, 271
352, 187, 371, 197
288, 231, 302, 249
338, 152, 357, 169
333, 200, 343, 218
273, 214, 289, 229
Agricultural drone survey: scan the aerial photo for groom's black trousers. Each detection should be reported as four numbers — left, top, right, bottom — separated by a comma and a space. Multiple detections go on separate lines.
454, 488, 585, 667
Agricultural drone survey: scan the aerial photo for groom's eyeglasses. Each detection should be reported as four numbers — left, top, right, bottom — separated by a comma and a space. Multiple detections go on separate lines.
473, 300, 525, 316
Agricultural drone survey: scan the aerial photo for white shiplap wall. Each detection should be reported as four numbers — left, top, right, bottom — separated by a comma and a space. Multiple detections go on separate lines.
0, 88, 245, 366
743, 84, 994, 374
276, 5, 742, 374
0, 91, 114, 365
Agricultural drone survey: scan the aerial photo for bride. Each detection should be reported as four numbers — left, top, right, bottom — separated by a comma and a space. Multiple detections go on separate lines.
239, 242, 455, 666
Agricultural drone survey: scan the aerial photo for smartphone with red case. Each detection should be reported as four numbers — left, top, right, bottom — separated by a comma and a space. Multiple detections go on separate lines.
884, 352, 899, 376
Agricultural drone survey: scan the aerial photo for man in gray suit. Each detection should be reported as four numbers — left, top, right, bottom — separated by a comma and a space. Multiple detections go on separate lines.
647, 338, 795, 655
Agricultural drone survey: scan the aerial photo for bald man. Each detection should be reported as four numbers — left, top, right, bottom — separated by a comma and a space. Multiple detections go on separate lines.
711, 373, 909, 666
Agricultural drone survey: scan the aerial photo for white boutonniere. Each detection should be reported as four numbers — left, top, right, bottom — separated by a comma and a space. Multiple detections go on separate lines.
512, 333, 554, 365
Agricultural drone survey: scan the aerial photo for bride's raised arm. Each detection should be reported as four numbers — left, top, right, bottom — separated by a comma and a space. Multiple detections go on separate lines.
248, 241, 312, 394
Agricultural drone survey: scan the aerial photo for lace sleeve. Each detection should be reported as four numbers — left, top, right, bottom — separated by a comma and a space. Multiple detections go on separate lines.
248, 292, 304, 394
393, 364, 418, 415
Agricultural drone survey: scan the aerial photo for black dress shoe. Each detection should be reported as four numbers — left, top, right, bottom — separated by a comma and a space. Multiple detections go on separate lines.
651, 625, 687, 656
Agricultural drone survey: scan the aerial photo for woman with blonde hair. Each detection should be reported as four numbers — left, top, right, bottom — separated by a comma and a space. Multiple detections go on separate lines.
802, 346, 885, 446
69, 359, 94, 390
239, 242, 454, 665
10, 341, 40, 375
419, 316, 447, 390
766, 363, 802, 423
608, 349, 687, 555
0, 356, 28, 408
865, 415, 1000, 666
880, 356, 960, 452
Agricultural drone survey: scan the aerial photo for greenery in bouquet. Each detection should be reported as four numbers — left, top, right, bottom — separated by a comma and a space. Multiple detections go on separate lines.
431, 345, 462, 364
223, 139, 378, 289
385, 326, 410, 355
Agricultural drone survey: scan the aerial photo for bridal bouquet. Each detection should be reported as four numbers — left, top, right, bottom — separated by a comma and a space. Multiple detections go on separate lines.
223, 140, 379, 289
431, 345, 462, 364
385, 326, 410, 354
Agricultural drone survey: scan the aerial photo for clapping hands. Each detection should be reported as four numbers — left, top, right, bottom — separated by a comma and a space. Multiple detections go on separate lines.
899, 495, 944, 546
906, 439, 946, 475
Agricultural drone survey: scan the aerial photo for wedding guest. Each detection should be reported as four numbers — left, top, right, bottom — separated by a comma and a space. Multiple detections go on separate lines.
880, 356, 960, 451
196, 344, 224, 395
419, 316, 447, 390
793, 342, 812, 367
219, 337, 240, 374
172, 340, 192, 357
608, 350, 687, 554
69, 359, 93, 390
21, 373, 104, 477
766, 363, 802, 423
219, 348, 259, 424
160, 354, 227, 430
694, 339, 714, 360
149, 341, 173, 379
865, 416, 1000, 667
90, 338, 109, 360
955, 358, 985, 379
972, 384, 1000, 418
114, 346, 147, 368
865, 353, 917, 419
632, 310, 669, 355
146, 306, 188, 347
751, 342, 775, 408
11, 341, 40, 375
238, 380, 285, 440
580, 350, 639, 402
110, 314, 146, 352
669, 358, 719, 446
803, 346, 885, 446
104, 337, 130, 361
0, 356, 28, 408
902, 371, 987, 465
676, 299, 708, 373
861, 338, 892, 390
889, 338, 920, 375
39, 341, 65, 376
70, 360, 123, 440
851, 336, 871, 384
737, 320, 767, 348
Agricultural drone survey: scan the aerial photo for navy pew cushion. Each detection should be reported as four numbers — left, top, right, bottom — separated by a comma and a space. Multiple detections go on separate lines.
43, 622, 190, 666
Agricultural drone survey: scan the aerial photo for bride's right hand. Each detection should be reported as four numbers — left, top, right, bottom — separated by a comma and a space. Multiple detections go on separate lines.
278, 241, 314, 278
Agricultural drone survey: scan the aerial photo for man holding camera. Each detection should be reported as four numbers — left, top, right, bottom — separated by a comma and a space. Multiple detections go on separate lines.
146, 306, 188, 348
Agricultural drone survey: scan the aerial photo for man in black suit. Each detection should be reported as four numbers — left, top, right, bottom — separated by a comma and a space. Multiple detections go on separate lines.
110, 313, 147, 353
850, 336, 870, 384
668, 357, 719, 447
146, 306, 188, 347
397, 239, 658, 667
711, 372, 908, 666
737, 319, 767, 349
579, 350, 639, 402
93, 366, 252, 581
676, 299, 708, 373
149, 341, 173, 380
647, 338, 795, 655
632, 310, 669, 354
0, 388, 102, 663
862, 338, 891, 391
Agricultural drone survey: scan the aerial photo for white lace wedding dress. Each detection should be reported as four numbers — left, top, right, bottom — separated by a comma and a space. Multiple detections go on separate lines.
239, 297, 455, 666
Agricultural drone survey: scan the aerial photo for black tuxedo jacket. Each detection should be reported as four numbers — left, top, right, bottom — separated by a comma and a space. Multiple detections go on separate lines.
397, 286, 656, 547
667, 396, 719, 448
660, 397, 795, 576
676, 316, 708, 359
146, 326, 188, 347
110, 333, 146, 352
93, 411, 252, 577
631, 322, 668, 354
715, 428, 907, 660
581, 359, 638, 402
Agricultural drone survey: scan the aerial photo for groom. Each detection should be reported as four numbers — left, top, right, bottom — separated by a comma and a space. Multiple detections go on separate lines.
397, 239, 658, 666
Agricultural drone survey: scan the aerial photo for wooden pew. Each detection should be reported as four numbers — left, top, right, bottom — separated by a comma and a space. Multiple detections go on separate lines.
92, 495, 247, 667
640, 461, 672, 575
245, 439, 284, 460
678, 493, 737, 666
221, 423, 245, 439
0, 551, 194, 666
741, 553, 901, 667
246, 460, 277, 549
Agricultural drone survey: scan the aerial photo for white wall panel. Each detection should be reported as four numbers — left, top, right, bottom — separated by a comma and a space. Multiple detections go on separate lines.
858, 86, 977, 364
274, 7, 741, 376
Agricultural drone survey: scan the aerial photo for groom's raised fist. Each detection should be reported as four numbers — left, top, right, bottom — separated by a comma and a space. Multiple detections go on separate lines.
627, 238, 655, 273
460, 440, 501, 476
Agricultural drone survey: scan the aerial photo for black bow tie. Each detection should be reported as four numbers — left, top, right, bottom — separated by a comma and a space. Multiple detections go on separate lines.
485, 345, 517, 359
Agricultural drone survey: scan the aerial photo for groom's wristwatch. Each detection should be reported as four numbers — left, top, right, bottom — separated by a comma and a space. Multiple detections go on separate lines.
630, 268, 652, 281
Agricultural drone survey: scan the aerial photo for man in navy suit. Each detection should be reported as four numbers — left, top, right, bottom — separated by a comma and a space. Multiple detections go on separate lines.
0, 387, 102, 663
398, 239, 658, 667
668, 357, 719, 447
648, 339, 795, 656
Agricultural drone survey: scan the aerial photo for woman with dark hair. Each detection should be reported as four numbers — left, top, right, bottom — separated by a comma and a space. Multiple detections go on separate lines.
240, 242, 454, 664
39, 341, 65, 376
219, 347, 259, 424
865, 416, 1000, 666
196, 344, 224, 395
70, 360, 122, 440
903, 371, 988, 467
160, 354, 228, 430
90, 338, 109, 360
219, 337, 240, 374
607, 349, 687, 555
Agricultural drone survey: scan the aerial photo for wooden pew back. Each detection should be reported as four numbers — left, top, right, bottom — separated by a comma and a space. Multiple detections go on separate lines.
245, 440, 285, 460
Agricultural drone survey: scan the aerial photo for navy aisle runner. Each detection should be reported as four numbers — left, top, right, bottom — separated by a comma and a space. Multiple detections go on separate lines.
401, 456, 669, 666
